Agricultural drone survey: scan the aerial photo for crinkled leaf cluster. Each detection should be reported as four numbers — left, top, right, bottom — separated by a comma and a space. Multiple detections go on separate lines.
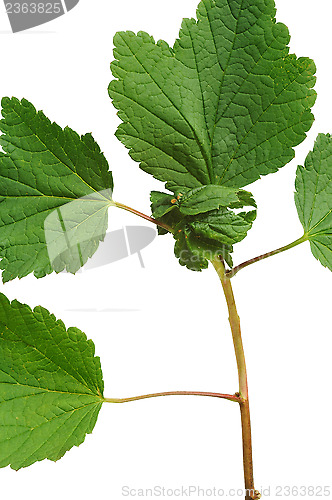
151, 187, 256, 270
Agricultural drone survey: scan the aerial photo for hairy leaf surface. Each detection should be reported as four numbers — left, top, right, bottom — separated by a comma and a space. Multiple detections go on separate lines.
295, 134, 332, 271
0, 293, 104, 470
110, 0, 316, 193
0, 97, 114, 282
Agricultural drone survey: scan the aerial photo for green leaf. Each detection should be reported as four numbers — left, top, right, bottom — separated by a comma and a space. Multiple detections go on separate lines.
229, 190, 257, 210
150, 191, 183, 235
175, 227, 234, 271
0, 97, 114, 282
189, 208, 257, 247
173, 207, 255, 271
178, 186, 240, 216
295, 133, 332, 271
174, 229, 210, 271
109, 0, 316, 193
150, 191, 177, 219
177, 185, 256, 216
0, 293, 104, 470
150, 186, 255, 269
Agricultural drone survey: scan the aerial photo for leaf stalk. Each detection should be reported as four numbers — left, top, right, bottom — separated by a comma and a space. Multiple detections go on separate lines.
104, 391, 241, 404
226, 235, 307, 278
114, 201, 174, 233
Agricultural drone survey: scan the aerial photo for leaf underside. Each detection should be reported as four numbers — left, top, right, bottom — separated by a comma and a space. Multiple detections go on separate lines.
109, 0, 316, 194
0, 293, 104, 470
295, 133, 332, 271
0, 97, 114, 282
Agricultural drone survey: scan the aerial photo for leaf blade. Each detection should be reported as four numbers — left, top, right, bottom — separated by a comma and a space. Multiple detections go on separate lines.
178, 185, 240, 215
0, 97, 114, 282
0, 293, 104, 470
109, 0, 316, 192
295, 133, 332, 271
189, 209, 257, 246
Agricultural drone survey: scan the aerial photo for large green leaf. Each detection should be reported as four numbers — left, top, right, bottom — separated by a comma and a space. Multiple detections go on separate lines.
0, 293, 104, 470
0, 97, 114, 282
295, 133, 332, 271
109, 0, 316, 193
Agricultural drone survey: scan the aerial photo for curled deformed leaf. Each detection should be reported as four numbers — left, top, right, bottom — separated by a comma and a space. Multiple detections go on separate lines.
150, 186, 256, 270
177, 185, 255, 216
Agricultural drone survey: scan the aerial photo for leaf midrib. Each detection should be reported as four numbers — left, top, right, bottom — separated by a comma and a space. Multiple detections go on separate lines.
187, 26, 213, 182
0, 198, 108, 230
208, 0, 244, 151
218, 64, 311, 185
121, 34, 213, 184
307, 207, 332, 235
0, 380, 104, 400
4, 106, 110, 200
0, 324, 100, 396
0, 380, 103, 401
0, 401, 100, 468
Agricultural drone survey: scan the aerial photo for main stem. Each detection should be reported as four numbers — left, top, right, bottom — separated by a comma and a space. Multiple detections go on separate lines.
212, 257, 260, 500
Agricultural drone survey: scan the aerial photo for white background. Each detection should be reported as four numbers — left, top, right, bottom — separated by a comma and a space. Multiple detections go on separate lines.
0, 1, 331, 499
